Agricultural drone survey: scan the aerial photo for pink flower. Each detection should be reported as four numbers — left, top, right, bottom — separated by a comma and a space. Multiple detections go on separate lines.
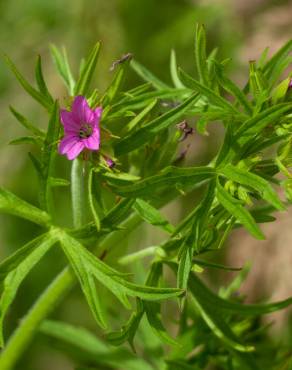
59, 96, 102, 160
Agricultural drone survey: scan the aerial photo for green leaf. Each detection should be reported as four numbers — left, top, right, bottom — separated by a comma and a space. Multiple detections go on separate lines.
192, 259, 242, 272
4, 55, 52, 111
263, 40, 292, 76
112, 89, 189, 113
35, 55, 54, 103
219, 164, 285, 211
144, 263, 179, 346
133, 199, 175, 233
170, 49, 185, 89
9, 136, 42, 146
216, 180, 264, 240
28, 152, 43, 183
124, 99, 157, 133
235, 104, 292, 139
271, 77, 291, 103
0, 234, 49, 279
179, 68, 240, 114
188, 274, 254, 353
248, 61, 268, 100
166, 360, 201, 370
50, 45, 75, 95
9, 106, 45, 137
102, 60, 130, 107
48, 177, 70, 187
39, 101, 60, 212
194, 24, 209, 86
130, 59, 170, 90
102, 198, 136, 228
110, 166, 215, 198
40, 320, 153, 370
123, 82, 152, 98
88, 168, 101, 232
189, 271, 292, 317
114, 92, 199, 155
101, 171, 141, 186
215, 64, 253, 115
0, 187, 51, 227
0, 232, 57, 346
106, 301, 144, 350
74, 42, 101, 96
59, 232, 183, 307
177, 181, 215, 289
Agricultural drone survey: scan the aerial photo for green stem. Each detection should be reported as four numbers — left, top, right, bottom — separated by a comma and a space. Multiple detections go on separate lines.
71, 158, 86, 228
0, 269, 74, 370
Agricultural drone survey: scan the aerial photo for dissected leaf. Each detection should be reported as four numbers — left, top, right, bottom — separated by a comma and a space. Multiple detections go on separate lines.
0, 187, 51, 227
40, 320, 153, 370
179, 68, 240, 114
133, 199, 175, 233
189, 271, 292, 317
144, 263, 178, 346
59, 232, 183, 310
9, 106, 45, 137
35, 55, 54, 103
114, 93, 199, 155
110, 166, 215, 198
219, 164, 285, 211
4, 55, 52, 110
216, 180, 264, 240
0, 232, 57, 346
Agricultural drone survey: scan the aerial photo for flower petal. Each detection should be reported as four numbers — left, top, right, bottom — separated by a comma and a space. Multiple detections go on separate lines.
83, 128, 100, 150
72, 96, 94, 124
94, 107, 102, 120
66, 141, 85, 160
60, 110, 80, 133
59, 135, 78, 155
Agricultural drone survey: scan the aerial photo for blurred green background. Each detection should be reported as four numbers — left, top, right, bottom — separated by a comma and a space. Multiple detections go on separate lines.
0, 0, 292, 368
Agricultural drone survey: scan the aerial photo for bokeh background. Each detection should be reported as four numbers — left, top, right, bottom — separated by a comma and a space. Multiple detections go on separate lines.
0, 0, 292, 368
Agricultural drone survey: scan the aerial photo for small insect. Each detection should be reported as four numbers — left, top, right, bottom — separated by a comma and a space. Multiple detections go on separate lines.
110, 53, 133, 71
176, 120, 193, 141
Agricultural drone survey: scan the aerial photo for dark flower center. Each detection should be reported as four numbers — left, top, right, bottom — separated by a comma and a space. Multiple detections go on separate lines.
79, 123, 93, 138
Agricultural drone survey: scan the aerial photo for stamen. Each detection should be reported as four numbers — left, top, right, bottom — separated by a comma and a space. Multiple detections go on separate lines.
79, 124, 93, 138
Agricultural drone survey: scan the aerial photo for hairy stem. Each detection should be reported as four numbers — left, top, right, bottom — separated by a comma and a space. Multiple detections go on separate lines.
71, 158, 86, 228
0, 269, 73, 370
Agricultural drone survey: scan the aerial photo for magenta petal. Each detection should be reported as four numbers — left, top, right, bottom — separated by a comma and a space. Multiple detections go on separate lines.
59, 135, 78, 155
60, 110, 79, 132
83, 128, 100, 150
66, 141, 85, 160
94, 107, 102, 119
72, 96, 94, 123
